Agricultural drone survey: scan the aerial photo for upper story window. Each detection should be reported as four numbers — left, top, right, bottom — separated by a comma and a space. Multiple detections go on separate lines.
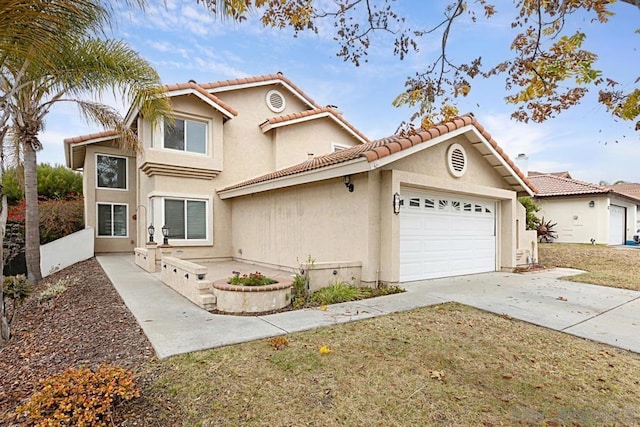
97, 154, 127, 190
164, 118, 207, 154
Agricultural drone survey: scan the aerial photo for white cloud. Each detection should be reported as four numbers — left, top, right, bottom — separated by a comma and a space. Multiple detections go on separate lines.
479, 113, 551, 158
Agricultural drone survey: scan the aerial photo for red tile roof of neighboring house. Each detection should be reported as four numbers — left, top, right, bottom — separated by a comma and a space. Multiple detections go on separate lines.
605, 183, 640, 199
199, 73, 322, 109
528, 174, 608, 197
262, 107, 370, 143
63, 129, 119, 144
220, 114, 536, 193
163, 82, 239, 116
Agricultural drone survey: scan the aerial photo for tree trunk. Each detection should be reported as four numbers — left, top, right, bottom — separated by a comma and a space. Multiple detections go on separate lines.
23, 141, 42, 283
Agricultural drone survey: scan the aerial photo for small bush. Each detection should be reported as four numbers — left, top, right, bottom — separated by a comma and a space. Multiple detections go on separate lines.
16, 364, 140, 426
229, 271, 277, 286
310, 282, 363, 306
291, 274, 309, 309
2, 274, 32, 302
38, 283, 68, 303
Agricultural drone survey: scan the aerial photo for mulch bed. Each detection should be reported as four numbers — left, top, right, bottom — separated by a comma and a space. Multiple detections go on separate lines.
0, 258, 162, 425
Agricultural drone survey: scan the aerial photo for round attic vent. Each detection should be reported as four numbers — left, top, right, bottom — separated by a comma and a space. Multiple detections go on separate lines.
266, 89, 286, 113
447, 143, 467, 178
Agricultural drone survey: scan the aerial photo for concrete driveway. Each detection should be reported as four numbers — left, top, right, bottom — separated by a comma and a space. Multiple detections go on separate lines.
97, 255, 640, 359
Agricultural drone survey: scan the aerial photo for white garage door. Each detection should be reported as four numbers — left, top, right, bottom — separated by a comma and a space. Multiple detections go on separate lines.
609, 204, 626, 245
400, 191, 496, 282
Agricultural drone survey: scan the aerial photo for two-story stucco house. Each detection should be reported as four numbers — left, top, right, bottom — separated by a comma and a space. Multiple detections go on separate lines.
65, 73, 537, 285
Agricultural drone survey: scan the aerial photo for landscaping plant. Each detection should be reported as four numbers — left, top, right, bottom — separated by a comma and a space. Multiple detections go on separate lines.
229, 271, 277, 286
16, 364, 140, 426
537, 217, 558, 242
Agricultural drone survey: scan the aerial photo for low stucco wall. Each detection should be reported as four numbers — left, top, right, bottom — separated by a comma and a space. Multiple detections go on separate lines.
40, 227, 94, 278
134, 244, 158, 272
301, 261, 362, 291
160, 256, 215, 311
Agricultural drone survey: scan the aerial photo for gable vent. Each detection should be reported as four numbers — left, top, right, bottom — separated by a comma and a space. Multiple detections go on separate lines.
266, 89, 286, 113
447, 143, 467, 178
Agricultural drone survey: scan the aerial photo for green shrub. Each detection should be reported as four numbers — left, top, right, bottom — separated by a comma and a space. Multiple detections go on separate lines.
2, 274, 32, 302
291, 274, 309, 309
16, 364, 140, 426
310, 282, 363, 306
229, 271, 277, 286
518, 197, 541, 230
2, 163, 82, 204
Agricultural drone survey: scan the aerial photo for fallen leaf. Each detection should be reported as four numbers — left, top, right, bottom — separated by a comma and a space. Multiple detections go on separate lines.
429, 370, 445, 380
319, 345, 332, 355
556, 296, 568, 301
502, 374, 513, 380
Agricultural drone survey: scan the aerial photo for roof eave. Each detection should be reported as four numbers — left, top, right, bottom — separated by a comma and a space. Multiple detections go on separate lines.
218, 157, 370, 199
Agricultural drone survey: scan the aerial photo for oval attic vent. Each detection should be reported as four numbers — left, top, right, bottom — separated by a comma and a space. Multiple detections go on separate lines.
447, 143, 467, 177
266, 89, 286, 113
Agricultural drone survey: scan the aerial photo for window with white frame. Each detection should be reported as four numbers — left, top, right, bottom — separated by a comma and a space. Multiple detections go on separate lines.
97, 203, 128, 237
164, 118, 207, 154
332, 143, 350, 152
164, 198, 207, 240
96, 155, 127, 189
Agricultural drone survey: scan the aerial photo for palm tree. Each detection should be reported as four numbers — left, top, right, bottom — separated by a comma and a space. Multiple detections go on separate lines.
5, 36, 171, 283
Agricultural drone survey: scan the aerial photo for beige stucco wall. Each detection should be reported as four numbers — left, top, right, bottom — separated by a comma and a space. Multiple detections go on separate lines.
83, 141, 137, 253
536, 194, 638, 244
231, 173, 374, 283
272, 119, 360, 169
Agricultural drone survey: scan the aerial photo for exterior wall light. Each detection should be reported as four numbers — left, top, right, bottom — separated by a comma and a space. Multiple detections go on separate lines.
589, 200, 595, 208
161, 224, 170, 245
343, 175, 354, 192
147, 224, 155, 243
393, 192, 401, 215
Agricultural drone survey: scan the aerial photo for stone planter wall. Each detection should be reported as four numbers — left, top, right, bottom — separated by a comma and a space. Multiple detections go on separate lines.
212, 279, 292, 314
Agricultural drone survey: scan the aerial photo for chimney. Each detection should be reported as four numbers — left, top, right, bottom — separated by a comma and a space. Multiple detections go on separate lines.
515, 153, 529, 176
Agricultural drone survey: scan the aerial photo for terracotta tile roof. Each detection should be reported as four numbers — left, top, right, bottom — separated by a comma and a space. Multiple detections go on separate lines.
220, 114, 535, 193
64, 129, 119, 144
262, 107, 370, 143
199, 73, 322, 109
529, 174, 610, 197
605, 183, 640, 199
163, 82, 238, 116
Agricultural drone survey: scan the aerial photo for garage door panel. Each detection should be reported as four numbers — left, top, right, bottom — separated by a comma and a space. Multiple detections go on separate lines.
400, 191, 497, 282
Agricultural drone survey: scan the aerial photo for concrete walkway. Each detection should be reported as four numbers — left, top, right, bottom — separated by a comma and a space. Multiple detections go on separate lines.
97, 254, 640, 359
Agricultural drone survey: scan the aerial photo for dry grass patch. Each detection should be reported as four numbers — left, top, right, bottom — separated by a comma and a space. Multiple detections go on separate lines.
133, 304, 640, 426
539, 243, 640, 290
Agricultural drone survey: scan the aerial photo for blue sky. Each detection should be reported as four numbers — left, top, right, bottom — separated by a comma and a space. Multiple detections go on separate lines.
39, 0, 639, 185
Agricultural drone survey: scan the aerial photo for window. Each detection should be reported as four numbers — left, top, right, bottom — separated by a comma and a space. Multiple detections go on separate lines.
424, 198, 435, 209
409, 197, 420, 208
97, 155, 127, 189
97, 203, 127, 237
164, 118, 207, 154
164, 199, 207, 240
332, 143, 350, 152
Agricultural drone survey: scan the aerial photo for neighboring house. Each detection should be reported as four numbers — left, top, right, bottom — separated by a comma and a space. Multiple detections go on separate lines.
604, 183, 640, 230
65, 73, 536, 285
529, 174, 640, 245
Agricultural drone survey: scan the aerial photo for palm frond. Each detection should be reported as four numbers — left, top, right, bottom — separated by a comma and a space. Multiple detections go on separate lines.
73, 100, 140, 154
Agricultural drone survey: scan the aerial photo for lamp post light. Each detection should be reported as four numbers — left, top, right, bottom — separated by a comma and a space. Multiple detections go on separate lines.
147, 224, 155, 243
161, 224, 169, 246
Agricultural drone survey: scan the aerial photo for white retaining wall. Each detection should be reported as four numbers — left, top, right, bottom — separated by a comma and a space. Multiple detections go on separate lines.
40, 227, 95, 278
